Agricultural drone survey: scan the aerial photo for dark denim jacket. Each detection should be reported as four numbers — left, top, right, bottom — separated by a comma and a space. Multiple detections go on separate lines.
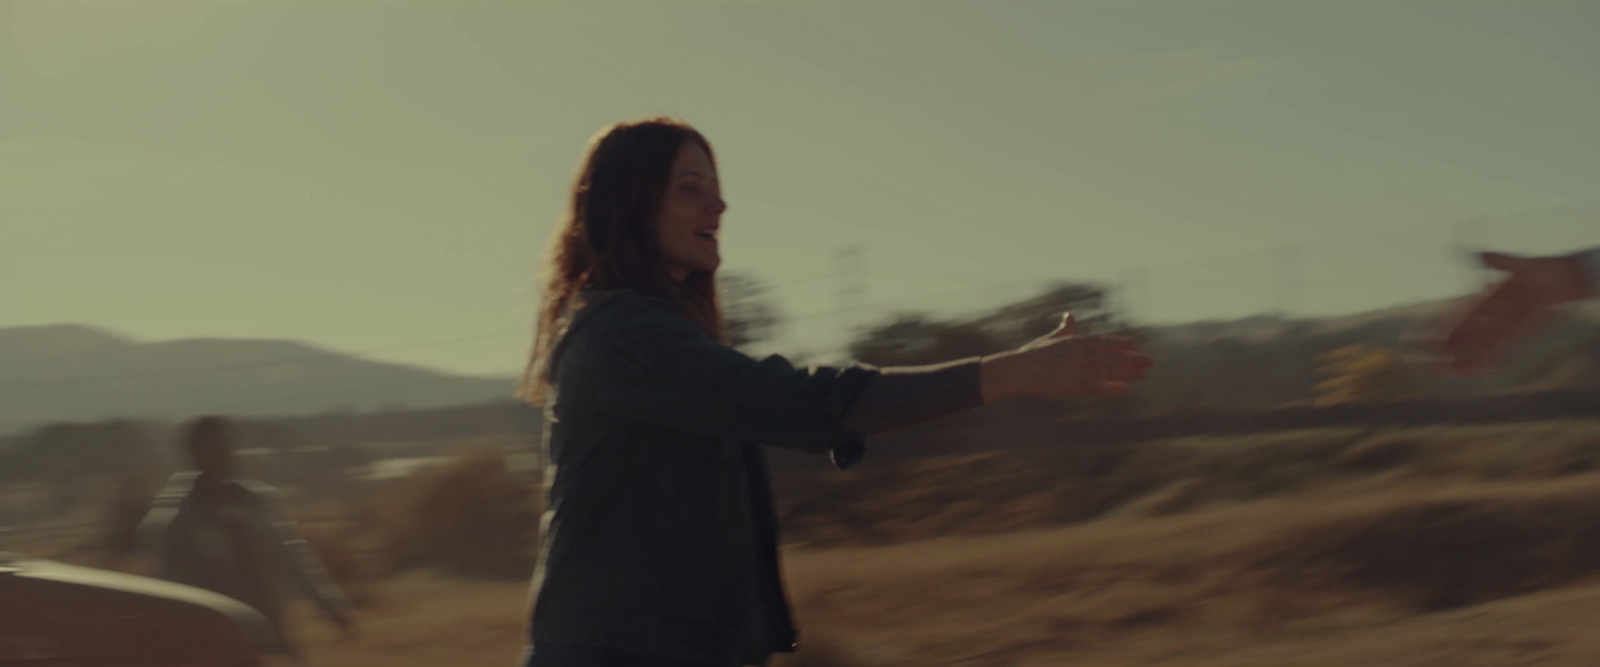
528, 289, 879, 666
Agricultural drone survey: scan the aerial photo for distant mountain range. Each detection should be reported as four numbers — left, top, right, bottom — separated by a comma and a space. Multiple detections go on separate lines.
0, 324, 517, 434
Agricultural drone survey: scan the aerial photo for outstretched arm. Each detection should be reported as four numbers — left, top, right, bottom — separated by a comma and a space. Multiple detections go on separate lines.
1433, 248, 1600, 373
567, 295, 1149, 468
837, 358, 984, 436
840, 313, 1148, 435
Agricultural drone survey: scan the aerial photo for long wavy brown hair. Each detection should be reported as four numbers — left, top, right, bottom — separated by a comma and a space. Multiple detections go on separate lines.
519, 118, 724, 405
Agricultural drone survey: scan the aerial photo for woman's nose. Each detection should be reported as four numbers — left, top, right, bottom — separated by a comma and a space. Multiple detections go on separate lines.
709, 197, 727, 215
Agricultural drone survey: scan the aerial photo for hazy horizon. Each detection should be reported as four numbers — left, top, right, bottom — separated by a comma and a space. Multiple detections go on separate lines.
6, 1, 1599, 376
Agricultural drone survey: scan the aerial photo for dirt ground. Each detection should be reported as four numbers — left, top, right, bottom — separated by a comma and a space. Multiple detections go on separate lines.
22, 420, 1600, 666
296, 475, 1600, 666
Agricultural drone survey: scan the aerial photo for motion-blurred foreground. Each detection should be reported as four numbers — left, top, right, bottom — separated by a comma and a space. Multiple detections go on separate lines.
6, 285, 1600, 666
3, 281, 1599, 665
8, 414, 1600, 666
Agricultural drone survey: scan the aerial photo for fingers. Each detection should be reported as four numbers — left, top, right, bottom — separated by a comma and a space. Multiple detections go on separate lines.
1098, 352, 1152, 371
1079, 338, 1153, 372
1468, 298, 1553, 367
1027, 333, 1154, 399
1106, 365, 1151, 382
1089, 381, 1129, 396
1093, 347, 1152, 366
1426, 252, 1579, 376
1439, 276, 1553, 372
1089, 335, 1141, 351
1100, 359, 1152, 382
1439, 279, 1515, 364
1087, 348, 1152, 384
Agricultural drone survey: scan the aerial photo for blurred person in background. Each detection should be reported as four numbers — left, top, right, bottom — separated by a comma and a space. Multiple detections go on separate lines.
138, 415, 354, 658
518, 117, 1153, 667
1431, 248, 1600, 373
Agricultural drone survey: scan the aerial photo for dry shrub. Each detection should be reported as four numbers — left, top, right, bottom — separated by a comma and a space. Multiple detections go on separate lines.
376, 446, 541, 578
1069, 430, 1367, 520
775, 423, 1600, 555
1520, 435, 1600, 478
777, 452, 1076, 547
1396, 423, 1600, 481
775, 430, 1377, 547
1333, 435, 1423, 472
1252, 482, 1600, 611
1106, 477, 1208, 519
300, 520, 382, 606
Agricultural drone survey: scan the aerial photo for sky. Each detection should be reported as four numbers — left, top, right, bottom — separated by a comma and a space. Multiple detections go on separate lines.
4, 0, 1599, 376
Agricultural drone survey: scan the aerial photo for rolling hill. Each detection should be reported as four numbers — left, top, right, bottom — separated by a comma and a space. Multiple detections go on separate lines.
4, 296, 1596, 437
0, 324, 518, 434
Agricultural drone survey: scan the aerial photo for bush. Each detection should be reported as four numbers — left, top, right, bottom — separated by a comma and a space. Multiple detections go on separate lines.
299, 519, 383, 606
1333, 435, 1423, 472
1253, 484, 1600, 610
376, 446, 541, 578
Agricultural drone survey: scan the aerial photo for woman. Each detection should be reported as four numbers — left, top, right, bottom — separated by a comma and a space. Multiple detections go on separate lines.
520, 117, 1152, 667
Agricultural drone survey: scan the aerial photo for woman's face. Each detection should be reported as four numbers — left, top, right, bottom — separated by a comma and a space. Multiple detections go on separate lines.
654, 141, 725, 282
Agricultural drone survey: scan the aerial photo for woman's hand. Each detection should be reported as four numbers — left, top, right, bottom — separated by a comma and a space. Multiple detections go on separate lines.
979, 313, 1153, 403
1423, 251, 1595, 374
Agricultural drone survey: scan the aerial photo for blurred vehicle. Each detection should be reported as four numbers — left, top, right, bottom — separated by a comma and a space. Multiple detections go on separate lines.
0, 552, 289, 667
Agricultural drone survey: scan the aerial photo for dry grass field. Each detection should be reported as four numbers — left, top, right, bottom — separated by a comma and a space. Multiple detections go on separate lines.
285, 420, 1600, 667
292, 482, 1600, 666
19, 420, 1600, 666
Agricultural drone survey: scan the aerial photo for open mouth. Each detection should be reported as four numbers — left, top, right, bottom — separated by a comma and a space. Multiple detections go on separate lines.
694, 229, 718, 242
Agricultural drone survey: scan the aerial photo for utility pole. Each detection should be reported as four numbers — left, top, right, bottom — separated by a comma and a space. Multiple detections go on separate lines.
1454, 215, 1489, 290
833, 244, 867, 356
1272, 244, 1303, 316
1120, 265, 1151, 324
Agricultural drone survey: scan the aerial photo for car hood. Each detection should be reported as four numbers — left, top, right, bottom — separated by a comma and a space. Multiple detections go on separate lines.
0, 553, 284, 666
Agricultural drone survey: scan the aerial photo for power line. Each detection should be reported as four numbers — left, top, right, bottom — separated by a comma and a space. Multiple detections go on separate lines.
1272, 243, 1304, 316
454, 9, 547, 99
833, 244, 867, 338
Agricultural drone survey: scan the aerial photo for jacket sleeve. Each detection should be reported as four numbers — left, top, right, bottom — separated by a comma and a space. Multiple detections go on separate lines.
559, 296, 879, 463
838, 358, 985, 436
